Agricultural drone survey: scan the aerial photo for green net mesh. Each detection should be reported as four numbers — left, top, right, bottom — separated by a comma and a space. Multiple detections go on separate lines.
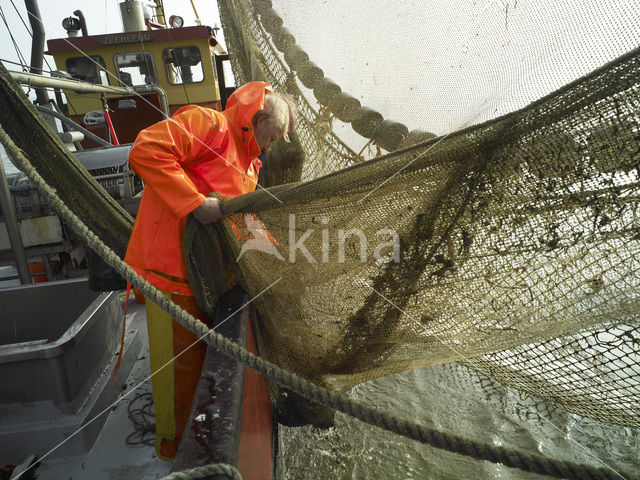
188, 1, 640, 428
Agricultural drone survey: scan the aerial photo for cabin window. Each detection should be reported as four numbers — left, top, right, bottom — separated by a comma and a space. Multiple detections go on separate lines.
65, 56, 108, 85
163, 46, 204, 85
114, 52, 158, 87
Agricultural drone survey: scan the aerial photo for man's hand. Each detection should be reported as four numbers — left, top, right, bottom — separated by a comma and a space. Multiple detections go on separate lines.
193, 197, 223, 224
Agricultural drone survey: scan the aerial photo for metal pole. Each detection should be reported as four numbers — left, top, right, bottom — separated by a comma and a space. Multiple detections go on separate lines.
9, 71, 170, 117
0, 159, 32, 284
9, 70, 132, 95
24, 0, 49, 107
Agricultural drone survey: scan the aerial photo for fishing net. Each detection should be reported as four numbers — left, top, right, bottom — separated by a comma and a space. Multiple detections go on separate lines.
185, 0, 640, 428
0, 63, 133, 290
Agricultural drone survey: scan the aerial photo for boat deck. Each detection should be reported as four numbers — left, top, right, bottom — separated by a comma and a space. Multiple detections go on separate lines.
30, 301, 172, 480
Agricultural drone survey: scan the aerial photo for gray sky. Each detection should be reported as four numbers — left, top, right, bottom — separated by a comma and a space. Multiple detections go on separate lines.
272, 0, 639, 139
1, 0, 638, 150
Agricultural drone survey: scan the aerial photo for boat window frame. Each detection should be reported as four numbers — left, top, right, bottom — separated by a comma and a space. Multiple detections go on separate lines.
65, 55, 109, 86
113, 51, 159, 88
162, 45, 206, 86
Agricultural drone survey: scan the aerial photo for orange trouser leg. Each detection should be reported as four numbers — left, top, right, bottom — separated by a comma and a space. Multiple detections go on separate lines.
145, 291, 210, 461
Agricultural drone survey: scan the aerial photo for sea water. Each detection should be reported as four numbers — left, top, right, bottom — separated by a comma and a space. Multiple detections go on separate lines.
278, 362, 639, 479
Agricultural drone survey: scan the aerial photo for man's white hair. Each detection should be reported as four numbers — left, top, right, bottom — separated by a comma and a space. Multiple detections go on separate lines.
261, 93, 297, 142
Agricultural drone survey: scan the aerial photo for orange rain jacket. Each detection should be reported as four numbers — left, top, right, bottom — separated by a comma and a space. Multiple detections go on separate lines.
124, 81, 273, 295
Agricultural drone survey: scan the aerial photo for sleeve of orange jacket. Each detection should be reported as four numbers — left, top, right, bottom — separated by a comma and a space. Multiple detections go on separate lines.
128, 106, 227, 219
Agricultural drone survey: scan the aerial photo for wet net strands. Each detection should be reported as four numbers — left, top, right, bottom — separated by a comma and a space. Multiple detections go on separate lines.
212, 0, 640, 428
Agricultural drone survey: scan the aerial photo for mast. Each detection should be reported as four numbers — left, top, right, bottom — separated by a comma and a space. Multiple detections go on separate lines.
24, 0, 49, 108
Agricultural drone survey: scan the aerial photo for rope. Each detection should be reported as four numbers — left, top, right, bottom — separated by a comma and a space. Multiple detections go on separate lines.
0, 5, 29, 70
160, 464, 242, 480
9, 0, 33, 38
0, 125, 636, 480
244, 1, 423, 151
125, 392, 155, 446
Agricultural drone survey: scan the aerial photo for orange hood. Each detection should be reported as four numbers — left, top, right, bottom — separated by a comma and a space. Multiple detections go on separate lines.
222, 81, 274, 153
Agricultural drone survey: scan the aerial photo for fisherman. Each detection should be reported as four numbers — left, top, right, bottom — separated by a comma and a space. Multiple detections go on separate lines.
124, 82, 296, 460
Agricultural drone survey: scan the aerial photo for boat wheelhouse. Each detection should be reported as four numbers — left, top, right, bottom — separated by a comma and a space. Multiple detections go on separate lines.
46, 18, 233, 145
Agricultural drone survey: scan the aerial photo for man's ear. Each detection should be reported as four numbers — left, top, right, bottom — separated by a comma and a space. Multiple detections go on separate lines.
252, 110, 267, 129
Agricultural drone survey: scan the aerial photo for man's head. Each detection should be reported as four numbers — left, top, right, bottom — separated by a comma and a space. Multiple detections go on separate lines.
252, 93, 297, 154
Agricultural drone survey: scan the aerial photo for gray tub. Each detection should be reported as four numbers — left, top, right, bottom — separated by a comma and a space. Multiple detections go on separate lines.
0, 278, 121, 409
0, 278, 141, 462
